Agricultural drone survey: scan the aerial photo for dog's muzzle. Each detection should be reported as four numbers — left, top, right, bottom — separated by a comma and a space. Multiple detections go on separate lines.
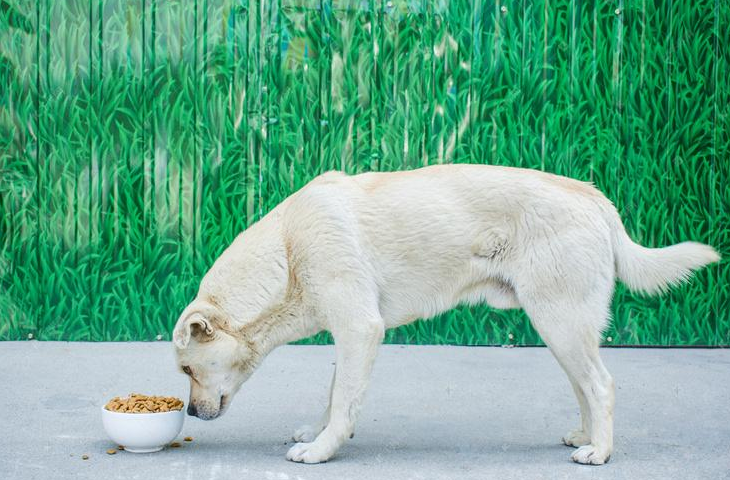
187, 395, 228, 420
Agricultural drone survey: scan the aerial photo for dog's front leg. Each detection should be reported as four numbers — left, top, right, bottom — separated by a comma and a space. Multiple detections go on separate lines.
292, 366, 334, 443
286, 319, 384, 463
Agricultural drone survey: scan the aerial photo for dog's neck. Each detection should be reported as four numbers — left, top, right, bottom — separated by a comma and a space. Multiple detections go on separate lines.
243, 244, 321, 355
244, 299, 319, 357
199, 208, 290, 328
199, 206, 321, 356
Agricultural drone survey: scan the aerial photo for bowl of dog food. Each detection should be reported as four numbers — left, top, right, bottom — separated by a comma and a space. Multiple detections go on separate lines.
101, 393, 185, 453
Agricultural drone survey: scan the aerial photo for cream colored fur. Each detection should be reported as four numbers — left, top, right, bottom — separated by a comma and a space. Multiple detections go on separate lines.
172, 164, 719, 465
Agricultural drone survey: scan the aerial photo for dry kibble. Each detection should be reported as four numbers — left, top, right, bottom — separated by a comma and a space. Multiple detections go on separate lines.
117, 445, 125, 451
104, 394, 184, 414
184, 436, 193, 442
81, 455, 89, 460
170, 442, 181, 448
106, 449, 117, 455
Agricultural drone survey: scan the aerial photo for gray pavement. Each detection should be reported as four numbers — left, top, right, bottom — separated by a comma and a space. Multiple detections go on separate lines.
1, 342, 729, 480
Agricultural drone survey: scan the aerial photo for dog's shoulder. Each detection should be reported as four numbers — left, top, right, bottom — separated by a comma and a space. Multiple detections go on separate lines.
291, 172, 352, 209
282, 172, 360, 240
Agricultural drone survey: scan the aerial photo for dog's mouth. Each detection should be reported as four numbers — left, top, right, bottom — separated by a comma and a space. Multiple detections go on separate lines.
204, 395, 229, 420
219, 394, 230, 413
189, 395, 230, 420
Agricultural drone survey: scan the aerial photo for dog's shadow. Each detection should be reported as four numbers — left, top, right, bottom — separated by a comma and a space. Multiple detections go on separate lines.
157, 436, 571, 466
89, 428, 578, 468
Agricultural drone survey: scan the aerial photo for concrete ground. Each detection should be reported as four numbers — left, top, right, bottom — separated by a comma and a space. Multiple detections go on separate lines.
1, 343, 729, 480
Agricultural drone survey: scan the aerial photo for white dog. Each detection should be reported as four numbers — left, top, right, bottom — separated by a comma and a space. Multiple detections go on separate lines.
172, 164, 719, 465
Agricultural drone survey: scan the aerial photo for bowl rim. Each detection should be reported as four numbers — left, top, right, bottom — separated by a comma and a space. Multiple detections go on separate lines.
101, 405, 185, 416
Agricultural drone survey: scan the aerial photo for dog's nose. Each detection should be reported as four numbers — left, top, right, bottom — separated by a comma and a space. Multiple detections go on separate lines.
187, 404, 197, 416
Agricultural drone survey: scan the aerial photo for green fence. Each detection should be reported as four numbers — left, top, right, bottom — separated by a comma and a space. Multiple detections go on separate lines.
0, 0, 728, 344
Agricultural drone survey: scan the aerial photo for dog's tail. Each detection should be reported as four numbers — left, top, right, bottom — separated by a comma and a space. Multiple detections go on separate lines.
604, 206, 720, 295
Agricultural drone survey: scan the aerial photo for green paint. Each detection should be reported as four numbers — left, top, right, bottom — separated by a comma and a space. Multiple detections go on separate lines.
0, 0, 728, 344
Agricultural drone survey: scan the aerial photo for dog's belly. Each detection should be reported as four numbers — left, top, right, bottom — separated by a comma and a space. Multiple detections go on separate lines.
377, 263, 521, 328
358, 211, 522, 328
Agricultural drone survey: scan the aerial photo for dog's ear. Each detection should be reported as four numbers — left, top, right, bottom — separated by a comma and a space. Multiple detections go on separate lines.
173, 312, 215, 349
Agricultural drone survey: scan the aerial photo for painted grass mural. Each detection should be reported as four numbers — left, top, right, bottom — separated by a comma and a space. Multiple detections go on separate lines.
0, 0, 728, 344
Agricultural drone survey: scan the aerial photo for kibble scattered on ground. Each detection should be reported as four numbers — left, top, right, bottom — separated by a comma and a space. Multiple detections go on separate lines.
106, 449, 117, 455
184, 436, 193, 442
81, 455, 89, 460
170, 442, 181, 448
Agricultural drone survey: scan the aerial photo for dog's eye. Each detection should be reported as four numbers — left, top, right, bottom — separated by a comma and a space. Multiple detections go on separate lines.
182, 366, 192, 375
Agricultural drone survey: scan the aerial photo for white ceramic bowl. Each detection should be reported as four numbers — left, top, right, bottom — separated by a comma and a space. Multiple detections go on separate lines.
101, 406, 185, 453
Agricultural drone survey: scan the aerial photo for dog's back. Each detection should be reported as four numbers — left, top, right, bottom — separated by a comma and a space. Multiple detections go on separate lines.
286, 164, 718, 329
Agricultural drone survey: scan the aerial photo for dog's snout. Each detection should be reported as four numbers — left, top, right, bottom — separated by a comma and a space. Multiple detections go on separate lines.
187, 403, 197, 417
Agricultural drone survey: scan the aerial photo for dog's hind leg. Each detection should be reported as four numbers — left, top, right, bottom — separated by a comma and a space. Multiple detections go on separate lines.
292, 366, 335, 443
523, 298, 615, 465
563, 378, 592, 447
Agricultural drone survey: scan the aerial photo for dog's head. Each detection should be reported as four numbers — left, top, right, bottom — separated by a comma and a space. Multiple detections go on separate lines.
172, 305, 260, 420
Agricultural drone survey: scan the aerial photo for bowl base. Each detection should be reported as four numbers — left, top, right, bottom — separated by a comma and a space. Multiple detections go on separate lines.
123, 446, 164, 453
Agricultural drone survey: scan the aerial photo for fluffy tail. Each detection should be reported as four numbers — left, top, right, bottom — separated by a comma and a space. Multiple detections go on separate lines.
607, 210, 720, 295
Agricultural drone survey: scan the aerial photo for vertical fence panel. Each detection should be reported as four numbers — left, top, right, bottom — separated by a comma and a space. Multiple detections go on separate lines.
125, 0, 148, 339
264, 0, 284, 207
374, 0, 399, 170
661, 0, 720, 345
513, 0, 539, 171
567, 0, 597, 181
280, 0, 300, 187
198, 0, 226, 276
85, 0, 148, 340
610, 0, 646, 344
258, 0, 276, 214
543, 0, 569, 176
141, 0, 200, 338
450, 0, 472, 163
33, 0, 95, 340
313, 0, 330, 173
470, 0, 494, 165
245, 0, 260, 220
327, 0, 364, 173
141, 0, 156, 339
0, 0, 38, 339
709, 0, 728, 346
358, 0, 374, 171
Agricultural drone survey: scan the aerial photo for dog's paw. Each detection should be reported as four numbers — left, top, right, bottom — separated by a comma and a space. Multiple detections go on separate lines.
292, 425, 317, 443
286, 441, 335, 464
562, 429, 591, 447
571, 444, 611, 465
